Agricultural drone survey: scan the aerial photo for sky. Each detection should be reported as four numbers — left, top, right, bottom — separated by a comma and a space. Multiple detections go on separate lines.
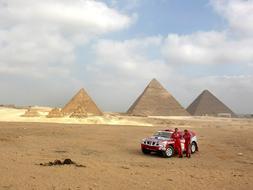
0, 0, 253, 114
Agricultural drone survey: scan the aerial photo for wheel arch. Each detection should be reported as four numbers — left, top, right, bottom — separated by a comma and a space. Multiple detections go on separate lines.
191, 141, 198, 151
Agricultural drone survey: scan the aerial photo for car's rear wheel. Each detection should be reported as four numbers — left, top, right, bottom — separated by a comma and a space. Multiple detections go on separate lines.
191, 142, 197, 153
162, 145, 174, 158
142, 148, 151, 154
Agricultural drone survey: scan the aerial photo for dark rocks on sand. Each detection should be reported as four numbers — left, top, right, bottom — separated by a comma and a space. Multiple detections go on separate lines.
39, 159, 86, 167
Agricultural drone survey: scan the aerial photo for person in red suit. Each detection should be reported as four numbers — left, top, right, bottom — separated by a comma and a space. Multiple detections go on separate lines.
183, 129, 192, 158
171, 128, 182, 158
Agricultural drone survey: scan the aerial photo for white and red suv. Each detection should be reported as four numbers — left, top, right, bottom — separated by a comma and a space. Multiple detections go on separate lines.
141, 129, 198, 157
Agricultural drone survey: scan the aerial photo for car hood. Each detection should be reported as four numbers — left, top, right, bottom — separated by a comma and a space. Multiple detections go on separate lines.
145, 136, 172, 142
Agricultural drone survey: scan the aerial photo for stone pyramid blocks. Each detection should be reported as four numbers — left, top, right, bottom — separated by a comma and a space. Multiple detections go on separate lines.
47, 108, 64, 118
187, 90, 235, 117
62, 88, 102, 116
70, 106, 88, 118
127, 79, 189, 116
22, 108, 40, 117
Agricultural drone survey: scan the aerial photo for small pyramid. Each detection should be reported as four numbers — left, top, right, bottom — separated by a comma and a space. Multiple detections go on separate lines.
187, 90, 235, 117
47, 108, 63, 118
127, 79, 189, 116
62, 88, 102, 116
70, 106, 87, 118
21, 108, 40, 117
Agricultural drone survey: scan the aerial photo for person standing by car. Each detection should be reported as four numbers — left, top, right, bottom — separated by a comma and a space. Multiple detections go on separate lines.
183, 129, 192, 158
171, 128, 182, 158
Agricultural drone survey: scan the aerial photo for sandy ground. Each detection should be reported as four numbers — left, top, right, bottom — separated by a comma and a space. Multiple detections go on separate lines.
0, 115, 252, 190
0, 107, 151, 126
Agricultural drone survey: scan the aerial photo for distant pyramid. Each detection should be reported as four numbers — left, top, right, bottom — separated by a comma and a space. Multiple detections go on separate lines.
127, 79, 189, 116
187, 90, 235, 117
62, 88, 102, 116
21, 108, 40, 117
47, 108, 63, 118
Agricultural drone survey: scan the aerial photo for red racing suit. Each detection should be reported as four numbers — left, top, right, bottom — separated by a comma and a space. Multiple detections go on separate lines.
183, 132, 191, 157
171, 131, 182, 157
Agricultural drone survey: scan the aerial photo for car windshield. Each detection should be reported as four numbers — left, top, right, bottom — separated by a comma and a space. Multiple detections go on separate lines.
154, 132, 171, 138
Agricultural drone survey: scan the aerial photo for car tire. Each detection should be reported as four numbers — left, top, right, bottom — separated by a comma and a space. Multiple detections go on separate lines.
162, 145, 174, 158
142, 148, 151, 154
191, 142, 197, 153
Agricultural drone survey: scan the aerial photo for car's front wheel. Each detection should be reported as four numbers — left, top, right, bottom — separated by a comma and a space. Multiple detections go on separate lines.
162, 145, 174, 158
142, 148, 151, 154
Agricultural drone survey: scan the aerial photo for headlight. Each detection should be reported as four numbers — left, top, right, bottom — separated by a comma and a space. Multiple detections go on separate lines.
159, 141, 167, 148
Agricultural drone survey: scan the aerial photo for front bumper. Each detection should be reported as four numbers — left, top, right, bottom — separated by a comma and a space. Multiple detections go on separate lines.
141, 144, 162, 151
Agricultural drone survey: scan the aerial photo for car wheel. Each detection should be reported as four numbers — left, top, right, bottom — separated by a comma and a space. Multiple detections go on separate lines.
162, 145, 174, 158
142, 148, 151, 154
191, 142, 197, 153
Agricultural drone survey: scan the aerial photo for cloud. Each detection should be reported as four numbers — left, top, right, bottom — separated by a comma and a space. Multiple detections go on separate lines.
80, 36, 173, 111
162, 31, 253, 65
0, 26, 75, 78
0, 0, 252, 114
92, 36, 166, 80
161, 0, 253, 65
211, 0, 253, 36
87, 35, 253, 113
0, 0, 132, 77
0, 0, 131, 34
86, 0, 253, 113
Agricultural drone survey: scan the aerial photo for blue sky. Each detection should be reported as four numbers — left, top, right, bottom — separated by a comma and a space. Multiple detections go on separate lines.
0, 0, 253, 114
107, 0, 225, 37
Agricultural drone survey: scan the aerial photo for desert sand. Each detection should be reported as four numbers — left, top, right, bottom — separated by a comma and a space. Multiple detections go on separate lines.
0, 107, 151, 126
0, 107, 252, 190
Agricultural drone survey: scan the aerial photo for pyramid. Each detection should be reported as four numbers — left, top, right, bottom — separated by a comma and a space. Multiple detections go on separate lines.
62, 88, 102, 116
70, 106, 87, 118
47, 108, 63, 118
187, 90, 235, 117
21, 108, 40, 117
127, 79, 189, 116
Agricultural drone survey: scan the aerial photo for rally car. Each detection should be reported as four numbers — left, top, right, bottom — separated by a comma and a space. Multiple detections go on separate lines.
141, 129, 198, 157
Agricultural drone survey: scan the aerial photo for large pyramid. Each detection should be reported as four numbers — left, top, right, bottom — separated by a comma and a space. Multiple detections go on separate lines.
62, 88, 103, 116
187, 90, 235, 117
127, 79, 189, 116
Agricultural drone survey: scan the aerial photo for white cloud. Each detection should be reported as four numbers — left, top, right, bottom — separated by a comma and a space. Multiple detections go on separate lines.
211, 0, 253, 36
83, 37, 172, 111
0, 0, 132, 77
0, 0, 252, 114
162, 31, 253, 65
91, 36, 168, 79
162, 0, 253, 65
0, 26, 75, 78
86, 0, 253, 113
87, 35, 253, 113
0, 0, 131, 34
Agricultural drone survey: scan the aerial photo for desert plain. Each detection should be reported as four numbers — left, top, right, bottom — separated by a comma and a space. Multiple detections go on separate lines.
0, 107, 252, 190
